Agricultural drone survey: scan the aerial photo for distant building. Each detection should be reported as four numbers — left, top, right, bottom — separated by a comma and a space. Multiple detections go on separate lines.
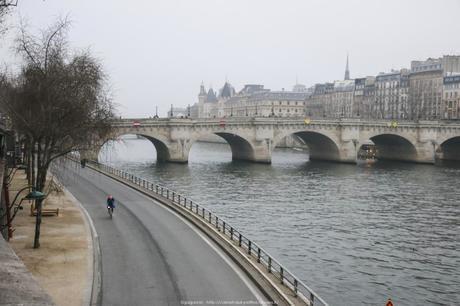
168, 106, 189, 118
409, 55, 460, 119
353, 77, 366, 118
193, 82, 308, 118
292, 83, 307, 93
362, 76, 376, 119
190, 54, 460, 121
375, 69, 410, 119
443, 74, 460, 119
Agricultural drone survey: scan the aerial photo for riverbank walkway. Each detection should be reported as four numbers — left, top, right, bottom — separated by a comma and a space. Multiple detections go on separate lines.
1, 170, 90, 306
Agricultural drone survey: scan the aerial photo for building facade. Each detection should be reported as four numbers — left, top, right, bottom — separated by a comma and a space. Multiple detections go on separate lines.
409, 55, 460, 120
193, 82, 308, 119
443, 74, 460, 119
374, 69, 409, 119
191, 54, 460, 121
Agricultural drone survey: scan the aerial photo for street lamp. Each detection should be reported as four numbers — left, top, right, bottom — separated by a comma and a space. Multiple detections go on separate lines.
0, 186, 44, 240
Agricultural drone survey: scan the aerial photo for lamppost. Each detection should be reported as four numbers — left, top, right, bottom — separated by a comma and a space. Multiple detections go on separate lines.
0, 186, 44, 241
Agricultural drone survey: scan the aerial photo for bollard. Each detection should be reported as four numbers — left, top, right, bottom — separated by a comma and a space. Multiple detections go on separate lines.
216, 216, 219, 230
208, 212, 211, 223
257, 248, 261, 263
202, 207, 205, 218
189, 201, 193, 210
248, 240, 251, 255
172, 192, 175, 202
178, 195, 181, 204
280, 267, 284, 284
238, 234, 242, 247
156, 185, 159, 194
294, 279, 298, 297
223, 222, 226, 235
195, 205, 198, 214
230, 227, 234, 240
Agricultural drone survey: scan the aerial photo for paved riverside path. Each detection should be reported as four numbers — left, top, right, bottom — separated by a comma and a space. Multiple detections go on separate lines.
54, 162, 265, 306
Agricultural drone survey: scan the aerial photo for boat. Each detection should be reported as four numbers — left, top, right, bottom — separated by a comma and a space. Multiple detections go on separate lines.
357, 144, 377, 164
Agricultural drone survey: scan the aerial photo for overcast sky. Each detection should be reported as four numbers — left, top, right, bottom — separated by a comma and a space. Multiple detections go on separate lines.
1, 0, 460, 117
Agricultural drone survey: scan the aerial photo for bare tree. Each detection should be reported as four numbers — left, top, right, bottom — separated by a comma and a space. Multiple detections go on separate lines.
0, 0, 18, 36
1, 18, 114, 248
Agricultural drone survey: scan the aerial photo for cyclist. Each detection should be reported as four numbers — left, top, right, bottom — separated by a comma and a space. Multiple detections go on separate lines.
107, 195, 115, 214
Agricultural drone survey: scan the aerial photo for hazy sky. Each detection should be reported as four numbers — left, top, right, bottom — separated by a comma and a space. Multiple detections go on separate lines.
1, 0, 460, 117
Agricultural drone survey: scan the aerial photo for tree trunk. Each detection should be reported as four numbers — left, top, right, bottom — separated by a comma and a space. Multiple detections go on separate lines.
32, 140, 42, 249
32, 140, 51, 249
33, 197, 42, 248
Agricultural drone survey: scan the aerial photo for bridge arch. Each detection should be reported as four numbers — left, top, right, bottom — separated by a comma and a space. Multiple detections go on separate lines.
190, 132, 257, 162
367, 133, 417, 162
99, 132, 172, 162
438, 136, 460, 161
274, 130, 341, 161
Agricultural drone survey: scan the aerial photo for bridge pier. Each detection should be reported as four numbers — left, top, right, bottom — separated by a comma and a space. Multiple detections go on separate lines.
413, 141, 436, 164
165, 139, 192, 163
241, 139, 272, 163
337, 140, 359, 163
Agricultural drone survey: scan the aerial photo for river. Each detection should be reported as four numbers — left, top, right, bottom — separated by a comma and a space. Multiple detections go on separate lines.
99, 138, 460, 306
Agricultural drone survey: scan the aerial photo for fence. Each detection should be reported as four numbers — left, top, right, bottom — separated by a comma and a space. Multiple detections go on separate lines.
85, 159, 328, 306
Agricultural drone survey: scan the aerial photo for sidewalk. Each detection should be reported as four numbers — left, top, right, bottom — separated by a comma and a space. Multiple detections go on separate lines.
7, 170, 92, 306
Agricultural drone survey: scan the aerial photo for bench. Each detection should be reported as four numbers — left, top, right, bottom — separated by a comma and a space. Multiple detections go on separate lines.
30, 202, 59, 217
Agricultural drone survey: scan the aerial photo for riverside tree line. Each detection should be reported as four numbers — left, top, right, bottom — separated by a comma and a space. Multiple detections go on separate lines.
0, 3, 115, 248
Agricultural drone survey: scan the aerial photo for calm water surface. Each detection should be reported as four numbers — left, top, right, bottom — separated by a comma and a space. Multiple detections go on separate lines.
100, 138, 460, 306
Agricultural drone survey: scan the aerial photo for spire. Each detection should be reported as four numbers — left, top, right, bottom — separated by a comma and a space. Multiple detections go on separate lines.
344, 53, 350, 80
199, 81, 206, 96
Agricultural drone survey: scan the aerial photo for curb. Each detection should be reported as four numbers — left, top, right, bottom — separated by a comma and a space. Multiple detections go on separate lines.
51, 173, 102, 306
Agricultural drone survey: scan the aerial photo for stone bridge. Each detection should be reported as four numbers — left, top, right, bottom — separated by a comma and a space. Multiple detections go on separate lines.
85, 118, 460, 164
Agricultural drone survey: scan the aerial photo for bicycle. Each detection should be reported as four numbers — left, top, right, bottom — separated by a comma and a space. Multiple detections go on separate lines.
107, 206, 114, 218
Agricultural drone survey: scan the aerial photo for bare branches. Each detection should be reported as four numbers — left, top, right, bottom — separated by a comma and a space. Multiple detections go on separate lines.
1, 16, 115, 248
2, 17, 115, 188
0, 0, 18, 36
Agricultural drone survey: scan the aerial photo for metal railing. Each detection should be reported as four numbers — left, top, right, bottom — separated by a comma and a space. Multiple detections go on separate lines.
85, 159, 328, 306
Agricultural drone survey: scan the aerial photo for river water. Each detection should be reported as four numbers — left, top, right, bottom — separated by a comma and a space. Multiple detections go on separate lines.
100, 138, 460, 306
